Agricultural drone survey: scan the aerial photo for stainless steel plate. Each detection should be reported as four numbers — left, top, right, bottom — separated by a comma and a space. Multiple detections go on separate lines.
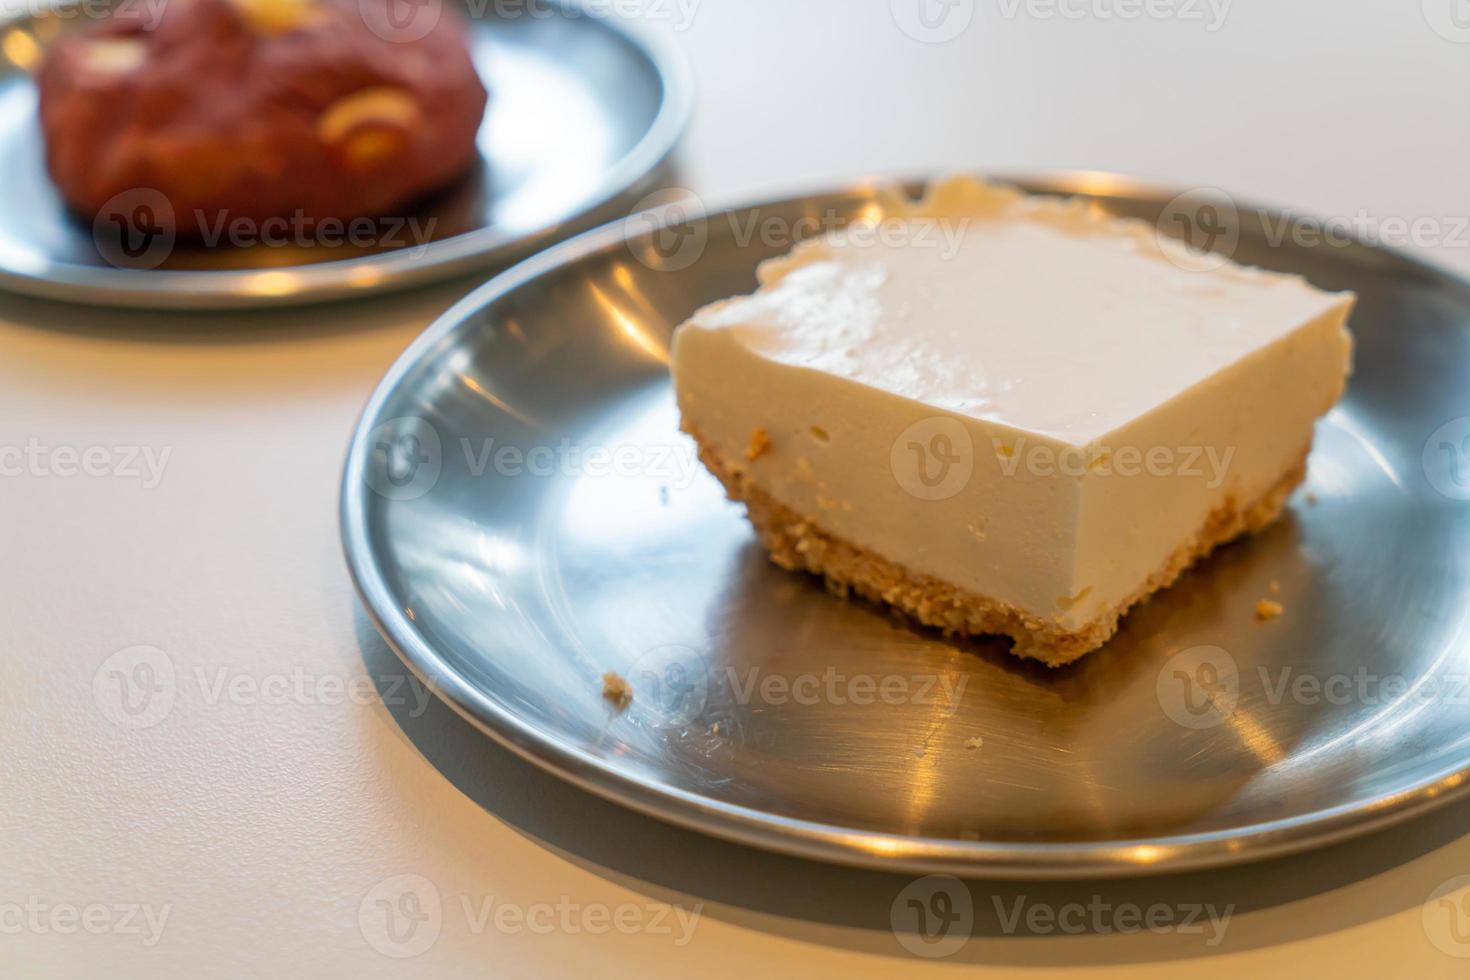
341, 173, 1470, 878
0, 0, 689, 308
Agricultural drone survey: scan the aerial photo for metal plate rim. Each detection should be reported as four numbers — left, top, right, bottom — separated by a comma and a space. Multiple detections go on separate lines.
0, 0, 693, 310
340, 170, 1470, 878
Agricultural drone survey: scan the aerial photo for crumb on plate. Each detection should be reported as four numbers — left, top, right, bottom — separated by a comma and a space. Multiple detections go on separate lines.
601, 671, 632, 708
1255, 598, 1285, 621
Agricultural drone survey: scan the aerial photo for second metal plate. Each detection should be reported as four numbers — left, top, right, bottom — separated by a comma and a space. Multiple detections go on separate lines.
0, 0, 689, 308
342, 173, 1470, 877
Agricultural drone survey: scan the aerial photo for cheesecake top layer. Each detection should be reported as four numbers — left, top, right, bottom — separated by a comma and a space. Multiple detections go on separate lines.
685, 176, 1354, 445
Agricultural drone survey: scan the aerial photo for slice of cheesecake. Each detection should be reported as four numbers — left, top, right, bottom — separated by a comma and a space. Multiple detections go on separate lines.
671, 176, 1354, 666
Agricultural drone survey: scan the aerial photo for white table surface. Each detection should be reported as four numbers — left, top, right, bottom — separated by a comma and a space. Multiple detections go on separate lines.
5, 1, 1470, 976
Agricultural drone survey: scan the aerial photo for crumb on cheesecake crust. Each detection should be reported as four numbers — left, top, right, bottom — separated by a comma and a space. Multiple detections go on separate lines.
745, 426, 772, 461
1255, 598, 1285, 621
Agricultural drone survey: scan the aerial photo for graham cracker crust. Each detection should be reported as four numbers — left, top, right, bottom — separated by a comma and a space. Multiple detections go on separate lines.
688, 428, 1308, 666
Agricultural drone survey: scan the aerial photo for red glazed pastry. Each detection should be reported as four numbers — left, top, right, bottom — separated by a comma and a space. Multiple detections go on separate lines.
37, 0, 488, 236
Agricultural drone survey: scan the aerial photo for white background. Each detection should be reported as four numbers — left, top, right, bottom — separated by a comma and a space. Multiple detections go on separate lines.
4, 0, 1470, 975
